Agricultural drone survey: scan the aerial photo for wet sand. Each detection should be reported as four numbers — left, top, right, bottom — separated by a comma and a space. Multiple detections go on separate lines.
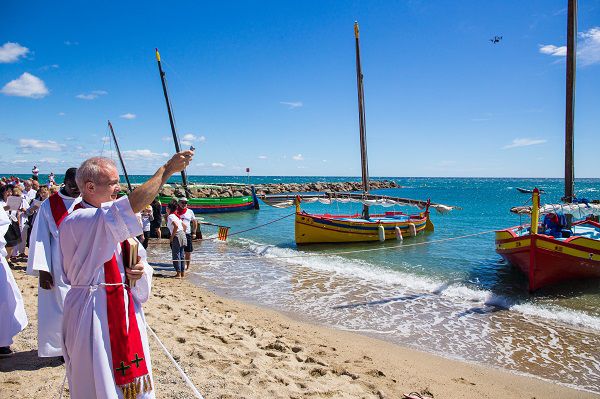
1, 260, 596, 398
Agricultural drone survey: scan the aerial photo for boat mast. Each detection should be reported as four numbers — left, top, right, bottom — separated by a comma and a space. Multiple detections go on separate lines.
564, 0, 576, 203
107, 120, 133, 192
354, 21, 370, 220
155, 48, 191, 195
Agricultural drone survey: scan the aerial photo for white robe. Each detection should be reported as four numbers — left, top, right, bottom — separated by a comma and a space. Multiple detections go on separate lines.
26, 191, 81, 357
60, 197, 154, 399
0, 207, 28, 347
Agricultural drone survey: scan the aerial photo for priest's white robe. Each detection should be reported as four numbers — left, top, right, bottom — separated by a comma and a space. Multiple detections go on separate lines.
60, 197, 154, 399
26, 191, 80, 357
0, 207, 28, 347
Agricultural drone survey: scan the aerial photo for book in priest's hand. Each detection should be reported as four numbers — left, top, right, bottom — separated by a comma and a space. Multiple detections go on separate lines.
125, 237, 139, 287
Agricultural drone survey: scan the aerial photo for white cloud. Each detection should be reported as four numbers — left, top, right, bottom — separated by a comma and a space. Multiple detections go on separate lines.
76, 90, 108, 100
162, 136, 172, 142
292, 153, 304, 161
578, 27, 600, 66
39, 64, 59, 71
211, 162, 225, 168
1, 72, 49, 98
58, 112, 66, 116
38, 158, 62, 164
258, 155, 267, 159
101, 137, 110, 143
64, 41, 79, 46
539, 27, 600, 65
122, 149, 169, 161
181, 133, 206, 146
19, 139, 64, 152
502, 138, 547, 149
120, 113, 136, 120
539, 44, 566, 56
280, 101, 303, 109
0, 42, 29, 63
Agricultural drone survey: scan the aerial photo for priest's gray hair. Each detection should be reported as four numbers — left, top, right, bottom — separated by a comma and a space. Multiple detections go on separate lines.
76, 157, 117, 191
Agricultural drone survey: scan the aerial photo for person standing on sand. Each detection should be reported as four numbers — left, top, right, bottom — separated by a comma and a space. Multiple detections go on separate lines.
150, 198, 162, 239
166, 202, 186, 278
26, 167, 81, 359
59, 150, 192, 398
0, 204, 28, 357
176, 197, 197, 270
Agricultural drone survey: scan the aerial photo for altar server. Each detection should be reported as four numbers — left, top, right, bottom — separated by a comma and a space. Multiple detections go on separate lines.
26, 167, 80, 358
60, 150, 192, 398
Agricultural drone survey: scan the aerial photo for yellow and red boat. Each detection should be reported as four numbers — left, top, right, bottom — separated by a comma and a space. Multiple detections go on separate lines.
295, 208, 432, 244
496, 189, 600, 291
261, 22, 458, 245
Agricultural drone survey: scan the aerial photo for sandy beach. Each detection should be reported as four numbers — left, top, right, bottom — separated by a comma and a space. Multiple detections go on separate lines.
0, 255, 595, 399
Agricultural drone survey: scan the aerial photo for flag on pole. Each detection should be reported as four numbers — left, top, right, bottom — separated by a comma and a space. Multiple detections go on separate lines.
218, 226, 230, 241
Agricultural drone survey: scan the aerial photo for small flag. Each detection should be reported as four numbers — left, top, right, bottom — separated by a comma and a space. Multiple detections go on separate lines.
218, 226, 230, 241
246, 167, 250, 173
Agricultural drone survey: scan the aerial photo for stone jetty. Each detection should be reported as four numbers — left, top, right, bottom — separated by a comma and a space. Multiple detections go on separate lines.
122, 180, 400, 198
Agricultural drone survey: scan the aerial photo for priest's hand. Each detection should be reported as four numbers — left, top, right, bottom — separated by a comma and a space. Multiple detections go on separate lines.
164, 150, 194, 176
129, 149, 194, 214
126, 256, 145, 284
39, 271, 54, 290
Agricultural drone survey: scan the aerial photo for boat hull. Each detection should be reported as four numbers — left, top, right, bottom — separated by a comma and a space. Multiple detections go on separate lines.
495, 222, 600, 291
159, 195, 258, 214
295, 211, 431, 244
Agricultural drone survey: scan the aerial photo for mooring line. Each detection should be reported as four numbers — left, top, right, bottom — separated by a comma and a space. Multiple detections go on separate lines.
149, 229, 497, 263
192, 212, 296, 242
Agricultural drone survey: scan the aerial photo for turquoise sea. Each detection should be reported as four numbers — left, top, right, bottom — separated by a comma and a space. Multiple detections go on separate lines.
17, 174, 600, 392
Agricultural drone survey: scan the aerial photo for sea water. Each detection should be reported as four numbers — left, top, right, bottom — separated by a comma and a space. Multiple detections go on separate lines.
26, 174, 600, 392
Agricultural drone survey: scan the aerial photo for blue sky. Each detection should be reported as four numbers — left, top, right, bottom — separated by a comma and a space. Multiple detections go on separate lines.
1, 0, 599, 177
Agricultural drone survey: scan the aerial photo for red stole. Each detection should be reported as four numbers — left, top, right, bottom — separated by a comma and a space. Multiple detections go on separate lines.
49, 193, 69, 227
72, 203, 152, 397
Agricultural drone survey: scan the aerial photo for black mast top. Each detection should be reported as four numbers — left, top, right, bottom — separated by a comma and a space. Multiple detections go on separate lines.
155, 48, 190, 195
107, 120, 133, 192
354, 21, 370, 220
564, 0, 576, 202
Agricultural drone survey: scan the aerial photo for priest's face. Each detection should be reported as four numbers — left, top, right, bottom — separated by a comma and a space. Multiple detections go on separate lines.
83, 164, 121, 207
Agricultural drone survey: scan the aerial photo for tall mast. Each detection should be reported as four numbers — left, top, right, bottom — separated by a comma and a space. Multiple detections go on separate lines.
107, 120, 133, 192
564, 0, 576, 202
155, 48, 190, 195
354, 21, 370, 220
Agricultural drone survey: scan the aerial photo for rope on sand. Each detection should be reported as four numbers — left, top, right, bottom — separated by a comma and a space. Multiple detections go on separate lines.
147, 325, 205, 399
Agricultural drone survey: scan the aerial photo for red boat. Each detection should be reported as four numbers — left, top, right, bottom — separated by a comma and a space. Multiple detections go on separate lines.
495, 191, 600, 291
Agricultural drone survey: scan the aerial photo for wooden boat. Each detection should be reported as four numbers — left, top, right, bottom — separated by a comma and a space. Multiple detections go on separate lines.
496, 189, 600, 291
262, 23, 458, 244
495, 0, 600, 291
516, 187, 545, 194
159, 186, 259, 214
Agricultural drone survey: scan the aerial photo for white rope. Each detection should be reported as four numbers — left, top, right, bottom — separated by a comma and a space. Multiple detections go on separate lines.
147, 325, 205, 399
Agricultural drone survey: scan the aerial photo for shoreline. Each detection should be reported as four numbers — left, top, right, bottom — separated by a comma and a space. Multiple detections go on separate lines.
1, 261, 596, 398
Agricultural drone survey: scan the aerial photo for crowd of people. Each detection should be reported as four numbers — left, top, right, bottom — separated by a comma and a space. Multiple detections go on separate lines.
1, 150, 195, 398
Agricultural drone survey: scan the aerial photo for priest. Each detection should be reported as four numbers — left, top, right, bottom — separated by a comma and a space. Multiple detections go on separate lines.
60, 150, 193, 398
26, 167, 80, 358
0, 204, 28, 356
